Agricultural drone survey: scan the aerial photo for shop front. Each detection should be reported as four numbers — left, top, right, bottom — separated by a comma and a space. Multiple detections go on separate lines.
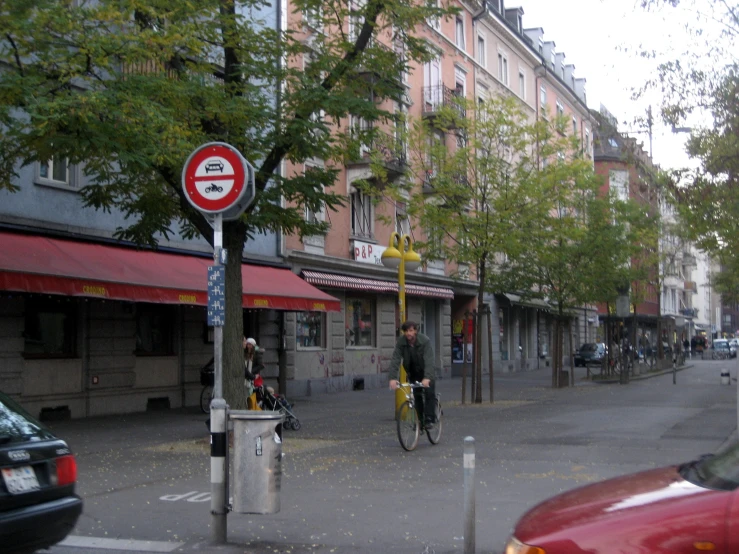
0, 232, 339, 418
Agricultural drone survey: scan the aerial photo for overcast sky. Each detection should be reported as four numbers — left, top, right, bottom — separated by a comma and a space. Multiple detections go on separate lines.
517, 0, 709, 170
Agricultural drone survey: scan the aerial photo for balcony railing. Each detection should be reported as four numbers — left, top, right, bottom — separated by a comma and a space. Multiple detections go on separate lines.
681, 307, 698, 317
422, 85, 466, 121
348, 130, 407, 173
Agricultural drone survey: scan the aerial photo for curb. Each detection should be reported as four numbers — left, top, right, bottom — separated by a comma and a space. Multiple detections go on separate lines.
590, 364, 693, 384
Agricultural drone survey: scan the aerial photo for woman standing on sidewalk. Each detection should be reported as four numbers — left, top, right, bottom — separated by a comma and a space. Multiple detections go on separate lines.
244, 337, 264, 409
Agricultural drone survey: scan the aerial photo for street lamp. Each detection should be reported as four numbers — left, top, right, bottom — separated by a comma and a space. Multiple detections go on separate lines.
381, 232, 421, 415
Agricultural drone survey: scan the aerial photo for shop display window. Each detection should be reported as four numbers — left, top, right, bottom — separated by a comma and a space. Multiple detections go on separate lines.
297, 311, 325, 348
345, 296, 375, 347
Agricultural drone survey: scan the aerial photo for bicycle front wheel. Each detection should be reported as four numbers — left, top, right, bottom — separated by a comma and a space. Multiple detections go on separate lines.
396, 401, 419, 451
426, 396, 443, 445
200, 385, 213, 414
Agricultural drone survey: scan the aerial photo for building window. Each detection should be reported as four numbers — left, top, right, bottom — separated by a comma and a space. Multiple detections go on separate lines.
518, 70, 525, 98
136, 304, 174, 355
556, 100, 564, 117
572, 116, 578, 135
304, 6, 322, 30
455, 16, 465, 50
304, 166, 325, 224
36, 157, 76, 190
395, 202, 410, 235
585, 129, 591, 155
427, 0, 440, 30
24, 298, 76, 358
539, 86, 547, 118
350, 190, 373, 238
497, 52, 508, 86
297, 311, 325, 348
345, 296, 375, 347
477, 36, 485, 66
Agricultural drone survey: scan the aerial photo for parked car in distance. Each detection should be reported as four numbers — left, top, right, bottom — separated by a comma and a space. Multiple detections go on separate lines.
712, 339, 736, 358
0, 390, 83, 553
729, 338, 739, 352
573, 343, 606, 367
504, 443, 739, 554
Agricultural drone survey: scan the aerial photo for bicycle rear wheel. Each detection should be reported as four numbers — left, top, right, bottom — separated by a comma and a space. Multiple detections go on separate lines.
396, 401, 419, 451
426, 396, 443, 445
200, 385, 213, 414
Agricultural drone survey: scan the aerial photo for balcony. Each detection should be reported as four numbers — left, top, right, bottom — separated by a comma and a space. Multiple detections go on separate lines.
680, 307, 698, 317
347, 130, 407, 178
422, 85, 466, 127
684, 280, 697, 293
682, 253, 697, 267
355, 39, 404, 97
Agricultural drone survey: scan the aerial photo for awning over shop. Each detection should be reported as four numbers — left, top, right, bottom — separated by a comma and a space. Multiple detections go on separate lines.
0, 233, 340, 312
302, 270, 455, 300
502, 293, 550, 310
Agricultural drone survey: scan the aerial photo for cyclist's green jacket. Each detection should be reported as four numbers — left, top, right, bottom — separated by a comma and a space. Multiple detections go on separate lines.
388, 333, 436, 382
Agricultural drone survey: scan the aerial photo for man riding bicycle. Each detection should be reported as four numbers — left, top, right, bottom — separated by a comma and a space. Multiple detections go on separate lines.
388, 321, 437, 430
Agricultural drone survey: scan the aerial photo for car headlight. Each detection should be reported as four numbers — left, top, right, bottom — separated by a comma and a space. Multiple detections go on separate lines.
505, 536, 546, 554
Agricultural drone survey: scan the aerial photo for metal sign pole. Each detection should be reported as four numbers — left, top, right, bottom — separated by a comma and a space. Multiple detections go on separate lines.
182, 141, 255, 546
210, 213, 228, 544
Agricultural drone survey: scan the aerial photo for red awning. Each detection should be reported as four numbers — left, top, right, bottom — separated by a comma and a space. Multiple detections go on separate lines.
0, 233, 340, 312
302, 270, 455, 299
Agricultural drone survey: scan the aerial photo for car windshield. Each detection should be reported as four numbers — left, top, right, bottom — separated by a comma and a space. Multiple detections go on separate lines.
0, 391, 54, 445
681, 443, 739, 491
715, 342, 729, 350
580, 344, 598, 352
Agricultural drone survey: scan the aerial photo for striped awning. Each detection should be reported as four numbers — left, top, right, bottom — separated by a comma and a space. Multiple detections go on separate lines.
302, 270, 454, 300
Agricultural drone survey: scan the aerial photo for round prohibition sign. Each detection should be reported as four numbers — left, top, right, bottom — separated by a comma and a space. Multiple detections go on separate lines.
182, 142, 248, 214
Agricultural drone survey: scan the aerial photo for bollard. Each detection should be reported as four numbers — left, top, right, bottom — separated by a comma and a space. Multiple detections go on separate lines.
210, 398, 228, 544
721, 369, 730, 385
464, 436, 475, 554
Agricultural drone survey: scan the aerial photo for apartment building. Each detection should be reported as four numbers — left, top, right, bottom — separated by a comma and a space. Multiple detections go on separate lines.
591, 106, 664, 355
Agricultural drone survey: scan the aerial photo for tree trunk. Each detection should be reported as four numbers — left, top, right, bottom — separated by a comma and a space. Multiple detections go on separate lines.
223, 220, 247, 410
470, 311, 476, 402
474, 261, 487, 404
568, 321, 574, 387
487, 306, 494, 403
461, 311, 468, 405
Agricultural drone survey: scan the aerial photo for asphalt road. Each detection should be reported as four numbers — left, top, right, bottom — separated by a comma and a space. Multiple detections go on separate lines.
45, 357, 739, 554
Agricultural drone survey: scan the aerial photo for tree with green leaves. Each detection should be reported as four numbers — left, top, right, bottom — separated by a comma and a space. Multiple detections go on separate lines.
394, 95, 615, 396
0, 0, 453, 408
636, 1, 739, 302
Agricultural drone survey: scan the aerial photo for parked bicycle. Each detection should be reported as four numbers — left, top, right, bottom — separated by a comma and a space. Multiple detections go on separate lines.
396, 382, 443, 451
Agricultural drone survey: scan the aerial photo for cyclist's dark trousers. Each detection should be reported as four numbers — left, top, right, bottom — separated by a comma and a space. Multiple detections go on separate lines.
412, 380, 436, 424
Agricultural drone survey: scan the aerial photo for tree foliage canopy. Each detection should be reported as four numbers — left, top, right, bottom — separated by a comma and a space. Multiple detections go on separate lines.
0, 0, 454, 407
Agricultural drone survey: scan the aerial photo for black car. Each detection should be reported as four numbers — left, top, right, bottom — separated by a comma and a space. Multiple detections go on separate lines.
0, 391, 82, 553
574, 342, 606, 366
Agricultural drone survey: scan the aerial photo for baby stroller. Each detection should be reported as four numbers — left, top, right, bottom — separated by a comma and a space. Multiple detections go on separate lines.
253, 374, 301, 430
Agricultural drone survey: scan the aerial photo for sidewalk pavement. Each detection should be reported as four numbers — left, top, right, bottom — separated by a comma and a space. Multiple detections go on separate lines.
49, 359, 718, 554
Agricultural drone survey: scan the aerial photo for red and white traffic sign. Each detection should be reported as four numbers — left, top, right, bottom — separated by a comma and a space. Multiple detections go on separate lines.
182, 142, 252, 214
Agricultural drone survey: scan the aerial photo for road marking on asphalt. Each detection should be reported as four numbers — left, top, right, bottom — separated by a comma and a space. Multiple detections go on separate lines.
58, 536, 185, 552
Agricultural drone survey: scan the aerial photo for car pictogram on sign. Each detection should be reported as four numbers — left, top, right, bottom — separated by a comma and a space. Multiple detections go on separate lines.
204, 161, 224, 173
204, 184, 224, 193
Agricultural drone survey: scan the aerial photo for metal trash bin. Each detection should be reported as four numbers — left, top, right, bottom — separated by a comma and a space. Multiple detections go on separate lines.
229, 410, 284, 514
721, 370, 730, 386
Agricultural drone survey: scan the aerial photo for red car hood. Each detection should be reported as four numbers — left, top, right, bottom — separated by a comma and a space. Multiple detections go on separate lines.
514, 465, 729, 546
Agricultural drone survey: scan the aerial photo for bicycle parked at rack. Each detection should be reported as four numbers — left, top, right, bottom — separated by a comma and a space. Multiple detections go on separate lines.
396, 382, 443, 451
